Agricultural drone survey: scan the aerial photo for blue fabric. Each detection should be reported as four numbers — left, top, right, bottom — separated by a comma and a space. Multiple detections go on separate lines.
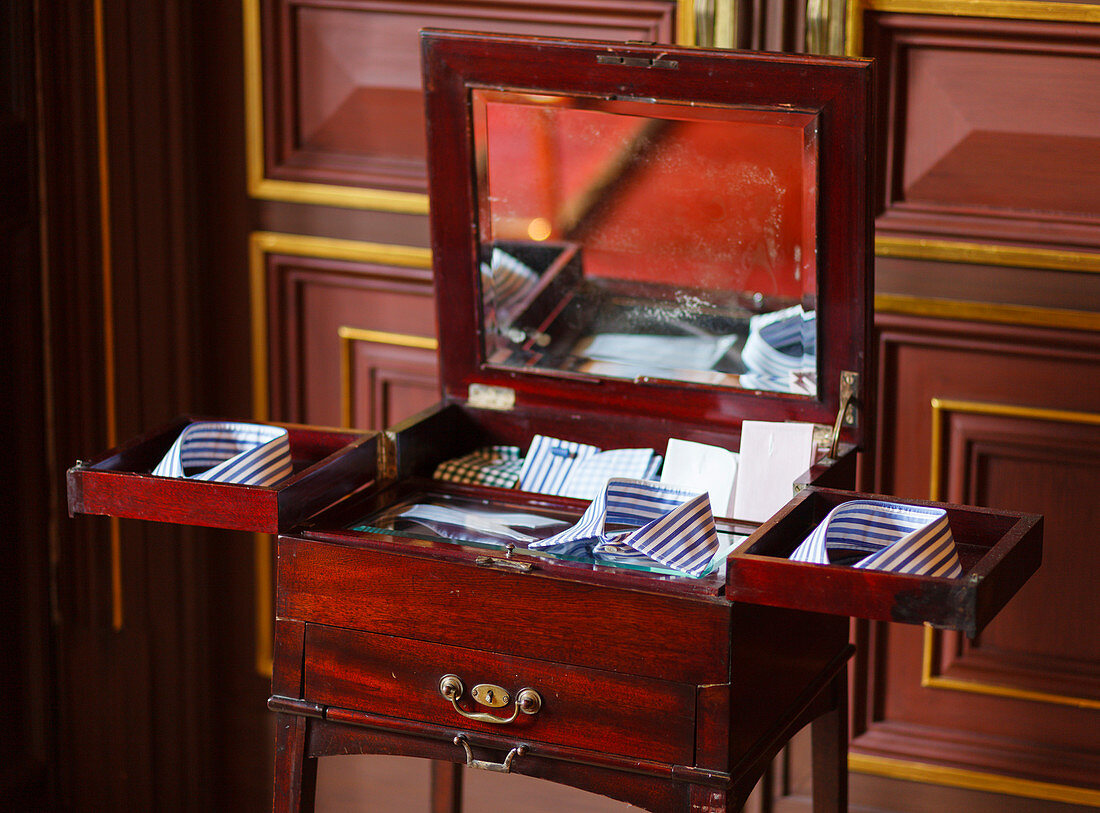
531, 478, 719, 577
558, 448, 663, 500
481, 248, 539, 316
517, 435, 601, 495
740, 305, 816, 394
518, 435, 661, 499
789, 499, 962, 577
152, 421, 292, 487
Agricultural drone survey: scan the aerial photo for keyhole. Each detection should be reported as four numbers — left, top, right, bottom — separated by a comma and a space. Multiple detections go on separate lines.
484, 689, 494, 704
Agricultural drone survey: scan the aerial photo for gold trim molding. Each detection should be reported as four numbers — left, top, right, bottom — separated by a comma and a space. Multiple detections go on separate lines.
337, 327, 438, 350
926, 398, 1100, 709
847, 0, 1100, 53
874, 234, 1100, 332
242, 0, 429, 214
338, 327, 438, 428
678, 0, 697, 45
850, 753, 1100, 806
930, 397, 1100, 503
921, 626, 1100, 710
248, 230, 432, 419
249, 231, 433, 674
94, 0, 124, 632
253, 531, 273, 676
243, 0, 698, 208
876, 294, 1100, 332
251, 231, 432, 267
243, 0, 717, 209
684, 0, 740, 48
876, 236, 1100, 275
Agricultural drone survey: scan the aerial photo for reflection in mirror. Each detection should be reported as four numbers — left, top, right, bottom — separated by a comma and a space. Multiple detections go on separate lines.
473, 90, 820, 396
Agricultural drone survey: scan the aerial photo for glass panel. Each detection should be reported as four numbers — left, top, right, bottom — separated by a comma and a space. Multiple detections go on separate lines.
348, 491, 745, 578
350, 492, 576, 548
472, 89, 819, 396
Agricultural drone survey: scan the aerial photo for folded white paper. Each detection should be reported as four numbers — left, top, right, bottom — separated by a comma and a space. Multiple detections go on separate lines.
731, 421, 816, 522
661, 439, 739, 518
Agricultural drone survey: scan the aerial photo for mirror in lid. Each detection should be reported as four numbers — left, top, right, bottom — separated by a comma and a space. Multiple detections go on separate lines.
474, 91, 819, 396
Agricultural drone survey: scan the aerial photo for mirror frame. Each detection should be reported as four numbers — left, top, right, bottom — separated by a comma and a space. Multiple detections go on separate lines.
422, 30, 873, 446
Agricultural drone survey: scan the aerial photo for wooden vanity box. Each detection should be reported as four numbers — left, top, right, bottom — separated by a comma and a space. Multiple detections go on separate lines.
67, 32, 1042, 813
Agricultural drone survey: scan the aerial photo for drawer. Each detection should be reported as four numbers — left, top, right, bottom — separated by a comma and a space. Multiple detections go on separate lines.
66, 416, 377, 533
303, 624, 697, 765
278, 536, 731, 684
727, 486, 1042, 637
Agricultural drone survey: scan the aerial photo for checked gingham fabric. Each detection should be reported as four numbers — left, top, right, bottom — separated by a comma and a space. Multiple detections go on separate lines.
433, 446, 524, 488
435, 435, 663, 502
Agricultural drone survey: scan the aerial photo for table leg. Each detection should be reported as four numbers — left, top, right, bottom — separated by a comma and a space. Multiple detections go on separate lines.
273, 713, 317, 813
810, 672, 848, 813
431, 760, 463, 813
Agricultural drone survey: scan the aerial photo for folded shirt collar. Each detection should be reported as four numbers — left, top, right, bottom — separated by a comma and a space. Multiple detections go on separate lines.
531, 478, 719, 577
152, 421, 292, 487
789, 499, 962, 578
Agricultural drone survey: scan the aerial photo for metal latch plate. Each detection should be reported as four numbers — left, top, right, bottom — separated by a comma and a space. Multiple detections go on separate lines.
468, 383, 516, 411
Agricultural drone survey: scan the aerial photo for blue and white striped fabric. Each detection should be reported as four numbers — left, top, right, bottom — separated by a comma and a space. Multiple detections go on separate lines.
480, 248, 539, 316
518, 435, 662, 498
740, 305, 816, 394
531, 478, 719, 577
789, 499, 962, 577
517, 435, 600, 494
558, 448, 663, 500
151, 421, 293, 487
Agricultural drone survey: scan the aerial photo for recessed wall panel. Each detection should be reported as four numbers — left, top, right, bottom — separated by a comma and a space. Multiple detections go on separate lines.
263, 0, 677, 193
855, 313, 1100, 796
262, 251, 436, 426
866, 14, 1100, 250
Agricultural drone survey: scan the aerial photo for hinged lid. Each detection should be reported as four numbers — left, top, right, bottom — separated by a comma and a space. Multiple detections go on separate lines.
422, 31, 874, 447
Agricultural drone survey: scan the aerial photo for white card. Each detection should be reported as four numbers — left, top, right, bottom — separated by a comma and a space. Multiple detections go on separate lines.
660, 439, 739, 518
731, 421, 817, 522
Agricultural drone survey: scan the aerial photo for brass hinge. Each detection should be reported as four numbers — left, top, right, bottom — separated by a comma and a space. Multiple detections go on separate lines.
378, 430, 398, 481
826, 371, 860, 460
468, 383, 516, 412
840, 370, 859, 428
596, 53, 679, 69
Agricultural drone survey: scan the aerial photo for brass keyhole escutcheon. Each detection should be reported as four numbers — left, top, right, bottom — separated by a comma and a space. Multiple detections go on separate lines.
471, 683, 509, 708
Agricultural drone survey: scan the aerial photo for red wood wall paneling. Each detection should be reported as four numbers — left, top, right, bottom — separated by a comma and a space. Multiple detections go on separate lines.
263, 0, 677, 192
855, 314, 1100, 793
866, 13, 1100, 251
345, 338, 439, 429
263, 254, 436, 427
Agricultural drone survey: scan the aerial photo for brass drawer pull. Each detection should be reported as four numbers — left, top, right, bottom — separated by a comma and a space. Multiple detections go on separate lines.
439, 674, 542, 724
453, 735, 526, 773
